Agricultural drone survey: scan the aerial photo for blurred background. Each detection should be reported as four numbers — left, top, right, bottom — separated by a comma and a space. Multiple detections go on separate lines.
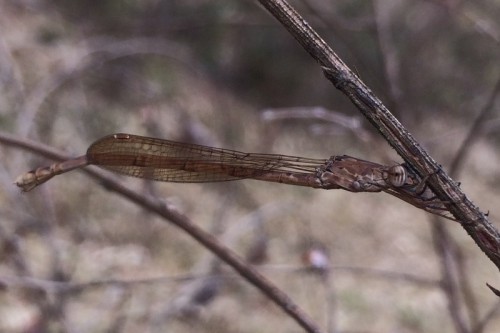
0, 0, 499, 332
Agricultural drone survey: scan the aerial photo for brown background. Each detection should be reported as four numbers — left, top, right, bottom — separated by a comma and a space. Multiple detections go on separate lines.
1, 1, 499, 332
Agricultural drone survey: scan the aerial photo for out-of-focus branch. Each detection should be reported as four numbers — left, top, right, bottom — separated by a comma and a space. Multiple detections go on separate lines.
430, 77, 500, 331
16, 37, 198, 138
449, 78, 500, 175
0, 131, 324, 333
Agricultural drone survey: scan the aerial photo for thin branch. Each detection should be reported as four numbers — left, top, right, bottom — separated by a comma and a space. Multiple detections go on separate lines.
373, 0, 405, 116
449, 77, 500, 176
257, 0, 500, 271
0, 131, 324, 333
430, 76, 500, 331
261, 106, 363, 128
0, 273, 225, 295
432, 222, 469, 333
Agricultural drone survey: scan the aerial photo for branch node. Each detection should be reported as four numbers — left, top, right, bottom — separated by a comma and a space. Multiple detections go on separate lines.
322, 66, 350, 89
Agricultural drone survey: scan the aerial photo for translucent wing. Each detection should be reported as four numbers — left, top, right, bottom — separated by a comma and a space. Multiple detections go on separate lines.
87, 133, 326, 183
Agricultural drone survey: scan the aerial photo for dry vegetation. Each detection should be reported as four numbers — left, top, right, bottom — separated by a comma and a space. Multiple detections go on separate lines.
1, 1, 500, 332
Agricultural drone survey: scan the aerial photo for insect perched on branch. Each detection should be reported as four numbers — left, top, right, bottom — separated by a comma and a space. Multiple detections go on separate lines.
15, 133, 453, 220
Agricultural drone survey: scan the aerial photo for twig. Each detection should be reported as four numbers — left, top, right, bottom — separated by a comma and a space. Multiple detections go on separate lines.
373, 0, 405, 116
449, 78, 500, 175
332, 266, 439, 287
257, 0, 500, 271
430, 77, 500, 331
432, 222, 469, 333
0, 131, 324, 333
0, 274, 214, 294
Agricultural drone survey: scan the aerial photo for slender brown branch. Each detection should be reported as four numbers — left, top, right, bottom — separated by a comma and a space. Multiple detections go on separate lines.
430, 76, 500, 330
0, 273, 225, 295
432, 222, 469, 333
449, 77, 500, 176
0, 132, 324, 333
331, 266, 440, 287
257, 0, 500, 271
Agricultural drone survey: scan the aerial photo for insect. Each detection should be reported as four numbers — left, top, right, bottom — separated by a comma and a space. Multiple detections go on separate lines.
15, 133, 453, 220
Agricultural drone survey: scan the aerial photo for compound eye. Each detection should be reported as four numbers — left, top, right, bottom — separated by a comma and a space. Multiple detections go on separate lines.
387, 165, 406, 187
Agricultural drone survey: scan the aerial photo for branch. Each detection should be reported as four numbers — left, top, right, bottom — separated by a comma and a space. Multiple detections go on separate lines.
0, 131, 324, 333
257, 0, 500, 271
429, 77, 500, 330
